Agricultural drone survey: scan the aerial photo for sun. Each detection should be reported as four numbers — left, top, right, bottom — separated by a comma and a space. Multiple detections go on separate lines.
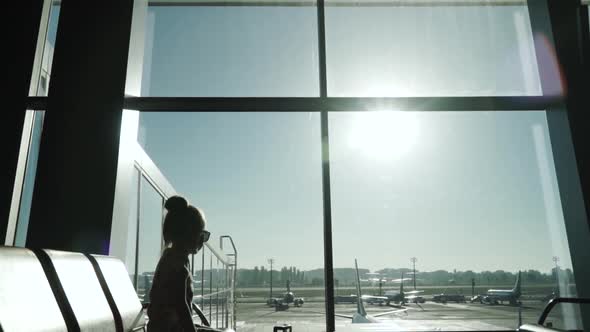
348, 111, 420, 160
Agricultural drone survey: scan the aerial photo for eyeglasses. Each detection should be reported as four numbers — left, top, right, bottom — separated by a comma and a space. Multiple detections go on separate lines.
201, 230, 210, 243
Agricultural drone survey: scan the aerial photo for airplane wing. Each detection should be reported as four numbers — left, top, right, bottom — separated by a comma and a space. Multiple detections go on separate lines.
387, 303, 405, 309
361, 295, 388, 301
306, 310, 352, 319
371, 308, 408, 317
334, 313, 354, 319
405, 290, 424, 295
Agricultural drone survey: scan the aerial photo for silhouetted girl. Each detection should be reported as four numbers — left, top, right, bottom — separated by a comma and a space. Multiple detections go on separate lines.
147, 196, 210, 332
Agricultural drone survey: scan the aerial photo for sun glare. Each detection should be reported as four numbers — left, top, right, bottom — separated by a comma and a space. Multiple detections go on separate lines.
348, 111, 420, 160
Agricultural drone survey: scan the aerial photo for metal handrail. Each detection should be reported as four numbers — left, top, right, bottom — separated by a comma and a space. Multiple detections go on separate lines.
194, 289, 232, 299
195, 246, 234, 330
131, 138, 236, 330
537, 297, 590, 325
220, 235, 237, 330
204, 242, 231, 266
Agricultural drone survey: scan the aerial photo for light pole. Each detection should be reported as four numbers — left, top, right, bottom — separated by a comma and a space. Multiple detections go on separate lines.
410, 257, 417, 290
268, 258, 275, 299
552, 256, 559, 292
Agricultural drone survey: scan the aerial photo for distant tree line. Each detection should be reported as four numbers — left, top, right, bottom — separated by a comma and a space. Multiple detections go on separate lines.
236, 266, 306, 287
234, 266, 573, 287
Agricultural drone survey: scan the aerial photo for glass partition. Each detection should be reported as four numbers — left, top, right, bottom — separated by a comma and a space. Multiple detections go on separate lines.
13, 111, 45, 246
124, 168, 140, 284
30, 0, 61, 96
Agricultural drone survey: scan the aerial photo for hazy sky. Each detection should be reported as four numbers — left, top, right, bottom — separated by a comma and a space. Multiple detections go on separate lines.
134, 4, 575, 274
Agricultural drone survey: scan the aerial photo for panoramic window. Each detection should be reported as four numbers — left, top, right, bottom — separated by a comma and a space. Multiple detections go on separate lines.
20, 0, 590, 329
108, 0, 590, 331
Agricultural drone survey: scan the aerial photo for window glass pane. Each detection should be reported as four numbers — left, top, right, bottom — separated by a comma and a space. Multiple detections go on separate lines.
128, 3, 319, 97
544, 302, 587, 330
202, 249, 212, 313
217, 258, 224, 328
205, 249, 214, 323
137, 176, 164, 304
329, 111, 582, 330
14, 111, 45, 246
191, 250, 206, 308
139, 112, 324, 331
326, 3, 541, 96
31, 1, 60, 96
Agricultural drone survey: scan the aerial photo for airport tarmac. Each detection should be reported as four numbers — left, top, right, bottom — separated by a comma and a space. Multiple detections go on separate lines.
232, 300, 572, 332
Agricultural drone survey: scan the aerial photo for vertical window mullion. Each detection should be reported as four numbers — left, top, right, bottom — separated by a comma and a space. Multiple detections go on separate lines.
317, 0, 335, 331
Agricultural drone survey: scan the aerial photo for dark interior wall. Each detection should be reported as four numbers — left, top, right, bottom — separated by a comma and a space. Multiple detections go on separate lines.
549, 1, 590, 230
25, 0, 134, 254
545, 1, 590, 328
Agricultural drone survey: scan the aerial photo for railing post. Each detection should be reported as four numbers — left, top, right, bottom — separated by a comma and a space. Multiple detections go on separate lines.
220, 235, 238, 330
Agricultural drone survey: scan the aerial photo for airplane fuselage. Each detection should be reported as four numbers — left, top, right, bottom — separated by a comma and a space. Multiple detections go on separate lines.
481, 271, 522, 305
267, 281, 304, 307
383, 291, 413, 305
483, 290, 520, 305
486, 290, 513, 296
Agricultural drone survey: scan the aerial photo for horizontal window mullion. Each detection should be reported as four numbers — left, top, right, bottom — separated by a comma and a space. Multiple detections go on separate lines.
26, 96, 562, 112
147, 0, 528, 8
123, 96, 562, 111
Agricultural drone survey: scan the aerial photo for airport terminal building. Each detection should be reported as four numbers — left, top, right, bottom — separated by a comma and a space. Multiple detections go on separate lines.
9, 0, 590, 331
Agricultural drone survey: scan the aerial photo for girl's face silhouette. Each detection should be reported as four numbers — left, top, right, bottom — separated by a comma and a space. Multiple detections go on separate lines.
188, 227, 208, 254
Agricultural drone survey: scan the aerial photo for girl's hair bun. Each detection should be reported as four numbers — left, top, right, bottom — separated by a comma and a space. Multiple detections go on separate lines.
165, 195, 188, 212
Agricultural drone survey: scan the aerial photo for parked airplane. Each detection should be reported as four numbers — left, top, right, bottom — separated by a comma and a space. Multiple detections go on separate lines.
333, 260, 408, 323
363, 271, 424, 307
361, 273, 413, 285
478, 271, 521, 305
266, 280, 304, 308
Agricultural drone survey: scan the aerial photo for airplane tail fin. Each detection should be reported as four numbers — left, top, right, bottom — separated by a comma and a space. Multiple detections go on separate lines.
287, 280, 291, 293
354, 259, 367, 317
513, 271, 521, 296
